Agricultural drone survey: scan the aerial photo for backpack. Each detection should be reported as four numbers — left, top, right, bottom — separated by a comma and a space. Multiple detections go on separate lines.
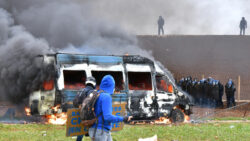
80, 90, 102, 127
73, 87, 93, 108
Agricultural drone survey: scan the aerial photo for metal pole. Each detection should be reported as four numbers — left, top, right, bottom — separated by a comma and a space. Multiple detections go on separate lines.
238, 75, 241, 101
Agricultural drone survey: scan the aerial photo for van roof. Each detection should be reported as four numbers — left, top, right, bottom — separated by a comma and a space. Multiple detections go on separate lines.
49, 53, 155, 65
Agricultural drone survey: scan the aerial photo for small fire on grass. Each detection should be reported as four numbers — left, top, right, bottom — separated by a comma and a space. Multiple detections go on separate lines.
25, 107, 31, 116
155, 117, 171, 124
45, 112, 67, 125
44, 105, 67, 125
184, 114, 190, 122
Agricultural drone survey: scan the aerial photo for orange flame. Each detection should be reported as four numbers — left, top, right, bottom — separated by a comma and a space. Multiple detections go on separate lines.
155, 106, 190, 124
51, 105, 60, 112
184, 114, 190, 122
45, 112, 67, 125
25, 107, 31, 116
155, 117, 171, 124
175, 106, 191, 123
44, 105, 67, 125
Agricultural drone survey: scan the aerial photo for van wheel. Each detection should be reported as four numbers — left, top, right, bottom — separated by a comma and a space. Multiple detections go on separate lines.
30, 100, 39, 115
170, 108, 184, 123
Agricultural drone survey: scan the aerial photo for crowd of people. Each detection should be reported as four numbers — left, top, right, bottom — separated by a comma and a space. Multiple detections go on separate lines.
178, 76, 236, 108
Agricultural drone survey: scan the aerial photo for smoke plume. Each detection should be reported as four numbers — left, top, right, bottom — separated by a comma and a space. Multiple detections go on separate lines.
0, 0, 188, 103
0, 0, 154, 103
0, 8, 53, 103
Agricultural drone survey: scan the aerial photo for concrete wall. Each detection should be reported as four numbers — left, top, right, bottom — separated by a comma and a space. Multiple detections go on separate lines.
138, 35, 250, 100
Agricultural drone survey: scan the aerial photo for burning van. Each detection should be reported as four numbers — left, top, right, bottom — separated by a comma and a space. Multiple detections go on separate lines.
29, 53, 192, 122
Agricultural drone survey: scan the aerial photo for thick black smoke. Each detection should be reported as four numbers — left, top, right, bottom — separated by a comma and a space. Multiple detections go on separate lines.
0, 0, 176, 103
0, 8, 53, 103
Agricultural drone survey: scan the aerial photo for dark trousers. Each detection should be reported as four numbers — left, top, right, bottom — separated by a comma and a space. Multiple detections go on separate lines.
76, 135, 83, 141
240, 28, 246, 35
158, 26, 164, 35
226, 95, 236, 108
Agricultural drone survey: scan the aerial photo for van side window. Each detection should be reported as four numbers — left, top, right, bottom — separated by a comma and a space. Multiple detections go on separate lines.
128, 72, 152, 90
156, 75, 173, 93
63, 70, 86, 89
91, 71, 124, 92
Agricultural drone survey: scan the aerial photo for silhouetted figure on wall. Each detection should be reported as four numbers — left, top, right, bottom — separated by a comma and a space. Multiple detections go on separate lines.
225, 79, 236, 108
240, 17, 247, 35
158, 16, 164, 35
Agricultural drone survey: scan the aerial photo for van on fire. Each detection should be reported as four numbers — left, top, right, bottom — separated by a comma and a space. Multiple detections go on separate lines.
29, 53, 192, 122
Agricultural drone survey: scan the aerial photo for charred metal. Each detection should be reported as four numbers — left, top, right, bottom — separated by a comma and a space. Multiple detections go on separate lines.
29, 53, 192, 123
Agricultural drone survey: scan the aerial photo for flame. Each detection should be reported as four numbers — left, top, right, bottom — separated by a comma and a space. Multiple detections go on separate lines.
155, 117, 171, 124
25, 107, 31, 116
184, 114, 190, 122
45, 112, 67, 125
155, 107, 190, 124
51, 105, 60, 112
175, 106, 191, 123
44, 105, 67, 125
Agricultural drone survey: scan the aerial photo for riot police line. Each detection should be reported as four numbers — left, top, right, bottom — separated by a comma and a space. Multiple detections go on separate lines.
178, 76, 236, 108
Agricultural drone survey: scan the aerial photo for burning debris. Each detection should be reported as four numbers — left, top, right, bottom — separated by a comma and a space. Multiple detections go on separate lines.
44, 113, 67, 125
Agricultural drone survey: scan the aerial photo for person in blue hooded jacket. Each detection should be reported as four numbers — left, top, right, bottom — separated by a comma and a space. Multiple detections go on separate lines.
88, 75, 131, 141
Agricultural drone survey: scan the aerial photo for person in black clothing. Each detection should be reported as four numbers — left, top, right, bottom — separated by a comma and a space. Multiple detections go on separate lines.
73, 76, 96, 141
225, 79, 236, 108
158, 16, 165, 35
218, 82, 224, 108
240, 17, 247, 35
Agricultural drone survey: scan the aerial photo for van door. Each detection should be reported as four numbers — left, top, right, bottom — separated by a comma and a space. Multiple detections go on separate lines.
155, 74, 177, 116
126, 64, 156, 119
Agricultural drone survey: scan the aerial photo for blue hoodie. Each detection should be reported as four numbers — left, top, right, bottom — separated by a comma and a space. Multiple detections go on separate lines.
92, 75, 124, 131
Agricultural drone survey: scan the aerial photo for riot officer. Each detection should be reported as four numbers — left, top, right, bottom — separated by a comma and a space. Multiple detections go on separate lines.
178, 78, 184, 87
218, 81, 224, 108
225, 79, 236, 108
211, 80, 220, 107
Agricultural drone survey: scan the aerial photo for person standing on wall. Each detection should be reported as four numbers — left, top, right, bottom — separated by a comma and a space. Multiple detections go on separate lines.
158, 16, 165, 35
240, 17, 247, 35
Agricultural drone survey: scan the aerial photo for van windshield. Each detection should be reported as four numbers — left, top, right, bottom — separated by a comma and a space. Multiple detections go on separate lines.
91, 71, 124, 92
156, 75, 173, 93
128, 72, 152, 90
63, 70, 86, 89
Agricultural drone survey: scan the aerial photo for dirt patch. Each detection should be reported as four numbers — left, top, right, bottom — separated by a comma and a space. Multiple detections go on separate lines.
191, 102, 250, 119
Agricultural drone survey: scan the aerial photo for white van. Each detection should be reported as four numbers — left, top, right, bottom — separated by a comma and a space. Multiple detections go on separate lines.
29, 53, 192, 122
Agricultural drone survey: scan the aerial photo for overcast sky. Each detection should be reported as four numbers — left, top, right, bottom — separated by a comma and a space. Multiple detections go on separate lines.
89, 0, 249, 35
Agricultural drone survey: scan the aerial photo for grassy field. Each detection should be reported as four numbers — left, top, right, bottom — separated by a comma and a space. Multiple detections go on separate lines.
0, 122, 250, 141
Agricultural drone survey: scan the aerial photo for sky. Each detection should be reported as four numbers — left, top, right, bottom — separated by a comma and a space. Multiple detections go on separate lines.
88, 0, 249, 35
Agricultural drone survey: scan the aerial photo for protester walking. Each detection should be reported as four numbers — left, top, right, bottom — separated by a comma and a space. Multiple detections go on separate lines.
88, 75, 132, 141
73, 76, 96, 141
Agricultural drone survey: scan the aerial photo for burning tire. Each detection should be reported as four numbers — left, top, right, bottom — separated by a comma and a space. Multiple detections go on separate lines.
170, 108, 184, 123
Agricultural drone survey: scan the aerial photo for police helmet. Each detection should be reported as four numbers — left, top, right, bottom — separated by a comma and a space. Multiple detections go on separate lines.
85, 76, 96, 87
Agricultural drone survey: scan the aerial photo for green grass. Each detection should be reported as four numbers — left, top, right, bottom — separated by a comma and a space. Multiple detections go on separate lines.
0, 122, 250, 141
211, 117, 250, 121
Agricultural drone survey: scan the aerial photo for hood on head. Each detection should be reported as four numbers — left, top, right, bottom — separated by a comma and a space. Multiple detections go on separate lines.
100, 75, 115, 95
